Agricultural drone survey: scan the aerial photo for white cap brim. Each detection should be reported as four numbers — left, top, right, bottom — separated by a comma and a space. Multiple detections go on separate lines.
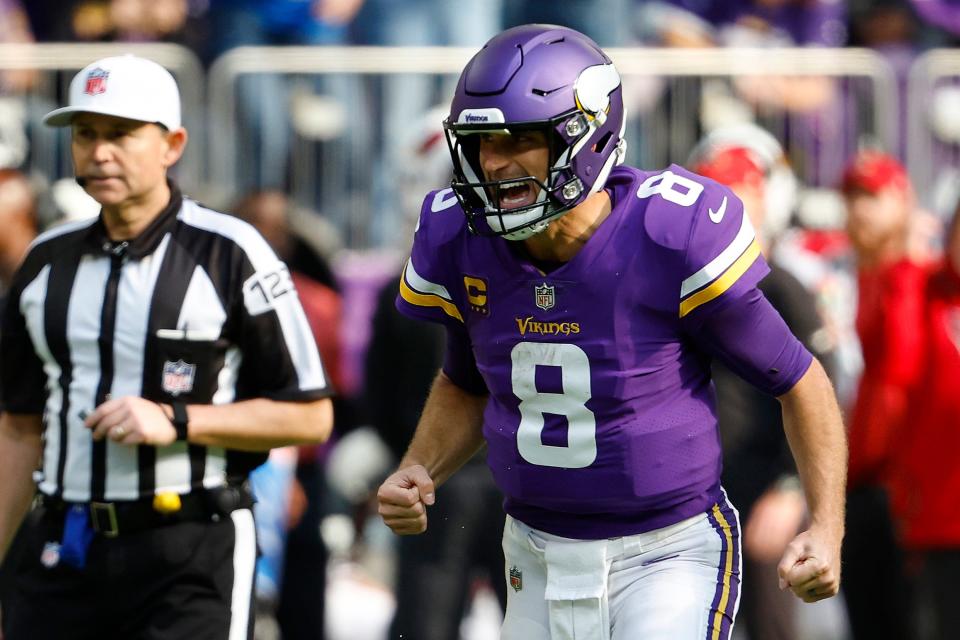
43, 105, 173, 129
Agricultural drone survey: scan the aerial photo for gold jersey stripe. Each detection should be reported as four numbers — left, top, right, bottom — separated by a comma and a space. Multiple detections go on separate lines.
680, 212, 755, 298
399, 272, 463, 322
679, 240, 761, 318
710, 503, 736, 640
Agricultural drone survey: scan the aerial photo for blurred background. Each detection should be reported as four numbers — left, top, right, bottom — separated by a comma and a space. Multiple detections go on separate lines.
3, 1, 960, 639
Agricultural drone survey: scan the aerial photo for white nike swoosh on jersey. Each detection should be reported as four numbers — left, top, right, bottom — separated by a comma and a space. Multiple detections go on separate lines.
708, 196, 727, 224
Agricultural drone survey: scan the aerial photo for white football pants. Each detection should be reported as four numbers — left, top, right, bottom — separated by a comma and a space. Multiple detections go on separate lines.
500, 498, 741, 640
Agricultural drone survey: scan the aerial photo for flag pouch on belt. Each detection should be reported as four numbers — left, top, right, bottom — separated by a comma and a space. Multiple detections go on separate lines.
60, 505, 94, 569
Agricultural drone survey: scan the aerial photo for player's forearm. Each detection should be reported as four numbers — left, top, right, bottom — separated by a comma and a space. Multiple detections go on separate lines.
0, 413, 42, 562
183, 397, 333, 451
400, 371, 487, 488
779, 358, 847, 538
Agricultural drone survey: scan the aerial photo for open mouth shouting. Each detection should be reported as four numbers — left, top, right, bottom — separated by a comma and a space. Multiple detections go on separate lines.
495, 179, 538, 210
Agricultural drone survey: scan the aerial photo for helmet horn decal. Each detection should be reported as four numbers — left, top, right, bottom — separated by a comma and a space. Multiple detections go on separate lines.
574, 63, 621, 118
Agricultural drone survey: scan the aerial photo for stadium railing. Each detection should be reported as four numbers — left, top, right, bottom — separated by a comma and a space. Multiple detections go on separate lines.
0, 44, 899, 248
208, 46, 897, 248
907, 49, 960, 216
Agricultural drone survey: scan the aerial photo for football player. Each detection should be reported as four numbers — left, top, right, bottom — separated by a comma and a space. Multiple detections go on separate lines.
377, 24, 846, 640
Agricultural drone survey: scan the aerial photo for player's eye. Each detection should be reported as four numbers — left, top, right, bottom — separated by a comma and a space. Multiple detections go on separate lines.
516, 131, 544, 146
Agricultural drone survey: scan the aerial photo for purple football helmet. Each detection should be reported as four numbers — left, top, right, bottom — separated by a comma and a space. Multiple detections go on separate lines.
444, 24, 627, 240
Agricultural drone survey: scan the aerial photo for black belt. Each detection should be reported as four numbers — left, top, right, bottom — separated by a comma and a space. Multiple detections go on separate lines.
36, 485, 254, 537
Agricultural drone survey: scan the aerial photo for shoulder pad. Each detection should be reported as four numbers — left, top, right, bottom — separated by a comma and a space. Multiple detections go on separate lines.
397, 189, 469, 325
636, 164, 717, 252
414, 188, 469, 247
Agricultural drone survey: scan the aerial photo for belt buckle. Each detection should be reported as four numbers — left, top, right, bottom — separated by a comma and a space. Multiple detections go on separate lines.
90, 502, 119, 537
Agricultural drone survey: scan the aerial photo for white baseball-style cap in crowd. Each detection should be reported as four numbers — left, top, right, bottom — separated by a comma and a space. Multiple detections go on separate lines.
43, 54, 181, 130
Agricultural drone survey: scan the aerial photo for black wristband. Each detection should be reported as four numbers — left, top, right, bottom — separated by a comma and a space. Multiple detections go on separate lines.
171, 401, 189, 441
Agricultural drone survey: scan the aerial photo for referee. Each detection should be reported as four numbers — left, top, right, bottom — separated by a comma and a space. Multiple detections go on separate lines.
0, 55, 334, 639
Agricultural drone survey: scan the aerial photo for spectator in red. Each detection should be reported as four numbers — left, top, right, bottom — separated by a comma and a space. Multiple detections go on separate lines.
887, 202, 960, 640
840, 149, 936, 640
844, 151, 935, 492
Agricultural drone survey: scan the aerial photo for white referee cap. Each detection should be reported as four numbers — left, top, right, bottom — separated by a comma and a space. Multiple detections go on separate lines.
43, 54, 181, 130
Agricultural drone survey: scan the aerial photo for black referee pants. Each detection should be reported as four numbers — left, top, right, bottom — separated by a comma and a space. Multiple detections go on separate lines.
3, 506, 257, 640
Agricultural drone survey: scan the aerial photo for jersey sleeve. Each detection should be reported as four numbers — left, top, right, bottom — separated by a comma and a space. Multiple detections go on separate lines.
0, 249, 47, 414
662, 166, 809, 395
395, 188, 466, 327
442, 322, 487, 395
235, 231, 332, 402
677, 171, 770, 319
690, 287, 813, 396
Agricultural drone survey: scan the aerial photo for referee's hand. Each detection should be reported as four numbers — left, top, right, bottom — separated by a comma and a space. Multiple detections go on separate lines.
84, 397, 178, 446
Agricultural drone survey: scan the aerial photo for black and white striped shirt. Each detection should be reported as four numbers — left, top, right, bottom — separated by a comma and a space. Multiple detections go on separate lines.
0, 183, 331, 502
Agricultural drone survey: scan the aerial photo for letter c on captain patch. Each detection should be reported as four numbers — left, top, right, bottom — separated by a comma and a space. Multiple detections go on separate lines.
464, 275, 489, 316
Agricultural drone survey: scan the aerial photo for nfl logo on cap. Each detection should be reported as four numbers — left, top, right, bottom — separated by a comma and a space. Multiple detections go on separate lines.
84, 68, 109, 96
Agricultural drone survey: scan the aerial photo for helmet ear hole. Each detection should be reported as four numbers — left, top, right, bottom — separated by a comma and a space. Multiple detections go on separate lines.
592, 131, 613, 154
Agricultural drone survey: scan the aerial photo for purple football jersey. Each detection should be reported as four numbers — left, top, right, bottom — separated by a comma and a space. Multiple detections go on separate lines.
398, 164, 799, 539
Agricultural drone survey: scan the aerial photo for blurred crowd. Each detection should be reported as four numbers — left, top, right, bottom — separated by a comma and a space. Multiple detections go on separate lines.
3, 1, 960, 640
4, 0, 960, 53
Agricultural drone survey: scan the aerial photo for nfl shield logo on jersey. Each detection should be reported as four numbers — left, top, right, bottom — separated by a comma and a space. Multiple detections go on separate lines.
534, 283, 555, 311
509, 566, 523, 592
162, 360, 195, 396
84, 68, 109, 95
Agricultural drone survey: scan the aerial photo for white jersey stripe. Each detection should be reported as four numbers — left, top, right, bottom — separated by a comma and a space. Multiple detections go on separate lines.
228, 508, 257, 640
105, 236, 171, 500
153, 264, 229, 494
154, 443, 192, 494
20, 266, 59, 495
285, 298, 328, 391
181, 200, 327, 392
679, 213, 755, 299
178, 200, 277, 271
404, 257, 455, 301
26, 216, 97, 252
177, 264, 228, 336
203, 447, 228, 489
61, 255, 110, 501
203, 347, 241, 489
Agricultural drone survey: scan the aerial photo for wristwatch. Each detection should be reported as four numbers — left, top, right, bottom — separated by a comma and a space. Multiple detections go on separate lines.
171, 401, 189, 441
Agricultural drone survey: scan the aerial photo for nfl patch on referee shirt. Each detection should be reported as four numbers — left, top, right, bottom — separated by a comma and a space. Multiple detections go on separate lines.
162, 359, 196, 396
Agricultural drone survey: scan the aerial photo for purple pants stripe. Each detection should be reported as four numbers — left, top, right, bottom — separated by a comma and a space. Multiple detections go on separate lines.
705, 498, 741, 640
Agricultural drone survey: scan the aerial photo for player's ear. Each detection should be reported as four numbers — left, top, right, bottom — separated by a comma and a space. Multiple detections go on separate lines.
161, 126, 188, 169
